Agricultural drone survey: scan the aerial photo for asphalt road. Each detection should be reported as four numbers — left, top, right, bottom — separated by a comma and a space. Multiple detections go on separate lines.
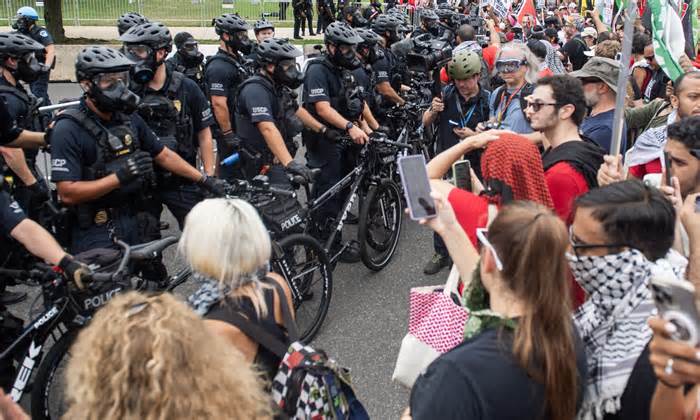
9, 83, 441, 419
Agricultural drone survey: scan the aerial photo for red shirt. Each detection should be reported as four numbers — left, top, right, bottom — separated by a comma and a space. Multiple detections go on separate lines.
538, 68, 554, 78
448, 188, 489, 247
545, 162, 589, 224
628, 158, 662, 179
481, 45, 499, 73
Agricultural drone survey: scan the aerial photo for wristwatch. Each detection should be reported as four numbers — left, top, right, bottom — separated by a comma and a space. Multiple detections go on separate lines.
345, 121, 354, 132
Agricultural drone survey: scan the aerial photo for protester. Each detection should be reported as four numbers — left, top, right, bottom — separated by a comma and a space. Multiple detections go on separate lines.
63, 292, 272, 419
559, 21, 589, 71
407, 199, 586, 419
183, 198, 294, 381
526, 75, 605, 223
571, 180, 681, 420
643, 41, 670, 103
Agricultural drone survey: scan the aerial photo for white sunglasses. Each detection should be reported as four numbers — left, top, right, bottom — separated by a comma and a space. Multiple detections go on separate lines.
476, 228, 504, 271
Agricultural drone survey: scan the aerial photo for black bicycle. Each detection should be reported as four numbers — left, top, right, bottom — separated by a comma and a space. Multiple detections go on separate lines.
222, 180, 332, 343
0, 236, 189, 420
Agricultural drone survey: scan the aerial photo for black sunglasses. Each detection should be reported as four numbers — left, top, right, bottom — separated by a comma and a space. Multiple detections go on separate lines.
525, 100, 561, 112
568, 225, 628, 259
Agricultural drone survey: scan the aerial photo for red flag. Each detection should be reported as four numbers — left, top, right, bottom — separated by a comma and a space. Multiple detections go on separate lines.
514, 0, 538, 25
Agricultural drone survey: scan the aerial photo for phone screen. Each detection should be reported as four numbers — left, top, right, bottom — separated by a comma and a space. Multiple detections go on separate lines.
663, 151, 672, 186
398, 154, 436, 220
452, 160, 472, 192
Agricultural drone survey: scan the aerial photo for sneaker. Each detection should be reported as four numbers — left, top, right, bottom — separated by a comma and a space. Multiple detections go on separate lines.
0, 290, 27, 305
338, 241, 361, 264
423, 253, 450, 275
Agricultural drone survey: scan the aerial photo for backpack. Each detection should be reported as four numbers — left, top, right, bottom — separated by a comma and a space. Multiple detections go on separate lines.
207, 280, 369, 420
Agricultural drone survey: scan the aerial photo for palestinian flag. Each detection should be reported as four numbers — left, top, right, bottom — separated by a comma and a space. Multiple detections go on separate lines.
649, 0, 686, 80
513, 0, 537, 24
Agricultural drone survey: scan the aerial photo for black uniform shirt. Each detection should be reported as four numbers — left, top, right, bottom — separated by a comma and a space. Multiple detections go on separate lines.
235, 76, 280, 153
166, 53, 206, 92
50, 102, 164, 183
205, 49, 248, 126
23, 25, 53, 63
372, 46, 396, 84
302, 57, 344, 122
0, 189, 26, 236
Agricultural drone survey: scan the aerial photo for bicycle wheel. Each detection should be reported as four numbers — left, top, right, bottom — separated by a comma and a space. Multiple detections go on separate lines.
358, 179, 403, 271
275, 234, 332, 343
31, 330, 78, 420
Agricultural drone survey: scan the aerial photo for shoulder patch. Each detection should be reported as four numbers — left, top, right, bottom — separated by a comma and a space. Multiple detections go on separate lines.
39, 30, 48, 37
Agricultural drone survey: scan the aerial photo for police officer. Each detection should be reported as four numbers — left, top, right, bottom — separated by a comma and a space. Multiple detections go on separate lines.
11, 7, 54, 106
49, 46, 223, 254
117, 12, 149, 37
0, 32, 50, 220
166, 32, 206, 94
249, 19, 275, 62
205, 14, 254, 179
235, 38, 330, 187
341, 5, 369, 28
371, 15, 406, 116
421, 49, 491, 275
303, 22, 371, 263
411, 9, 441, 38
120, 22, 217, 229
354, 28, 382, 129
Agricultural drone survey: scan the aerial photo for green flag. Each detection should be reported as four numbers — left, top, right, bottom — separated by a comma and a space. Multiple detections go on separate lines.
649, 0, 686, 80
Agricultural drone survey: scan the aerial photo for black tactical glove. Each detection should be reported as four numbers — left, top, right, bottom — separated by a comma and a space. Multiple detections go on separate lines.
375, 125, 390, 134
27, 179, 49, 199
114, 151, 154, 185
58, 255, 92, 289
285, 160, 313, 184
321, 126, 343, 142
38, 63, 51, 74
221, 130, 240, 154
197, 174, 227, 196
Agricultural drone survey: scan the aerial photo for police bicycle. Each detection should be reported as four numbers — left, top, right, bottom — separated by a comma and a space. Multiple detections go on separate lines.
0, 236, 189, 420
220, 177, 332, 343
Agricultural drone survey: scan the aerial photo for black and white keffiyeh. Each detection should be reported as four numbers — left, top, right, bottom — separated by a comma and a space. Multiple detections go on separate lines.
570, 249, 687, 420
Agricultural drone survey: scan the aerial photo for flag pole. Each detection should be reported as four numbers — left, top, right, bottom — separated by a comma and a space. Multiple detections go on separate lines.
610, 0, 637, 156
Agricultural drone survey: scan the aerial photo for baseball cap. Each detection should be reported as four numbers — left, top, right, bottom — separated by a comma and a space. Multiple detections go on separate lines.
582, 27, 597, 38
570, 56, 622, 92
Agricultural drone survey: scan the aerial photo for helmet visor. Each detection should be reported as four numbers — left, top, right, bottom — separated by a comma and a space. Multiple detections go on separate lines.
182, 39, 199, 53
93, 71, 130, 90
124, 44, 153, 61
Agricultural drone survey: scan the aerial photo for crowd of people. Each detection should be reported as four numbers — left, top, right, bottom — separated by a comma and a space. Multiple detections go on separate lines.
1, 0, 700, 418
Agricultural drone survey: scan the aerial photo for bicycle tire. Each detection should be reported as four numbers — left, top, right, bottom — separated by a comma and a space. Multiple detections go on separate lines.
358, 179, 403, 271
275, 234, 332, 343
31, 330, 78, 420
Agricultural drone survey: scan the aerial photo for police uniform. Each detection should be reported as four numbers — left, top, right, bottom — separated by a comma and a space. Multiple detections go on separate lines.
18, 25, 53, 105
166, 52, 207, 93
0, 189, 25, 238
371, 45, 400, 119
134, 69, 214, 228
50, 100, 164, 254
302, 56, 363, 224
235, 75, 303, 185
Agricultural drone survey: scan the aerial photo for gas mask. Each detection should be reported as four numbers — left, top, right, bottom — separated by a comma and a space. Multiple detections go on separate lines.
331, 43, 361, 70
225, 31, 253, 55
425, 20, 440, 37
387, 29, 403, 45
11, 15, 32, 32
10, 53, 42, 83
124, 44, 159, 84
359, 44, 384, 64
351, 12, 368, 27
272, 59, 304, 89
88, 71, 140, 114
178, 40, 204, 66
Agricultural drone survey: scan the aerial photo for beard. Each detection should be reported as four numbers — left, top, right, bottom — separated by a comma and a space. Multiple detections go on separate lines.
584, 90, 600, 108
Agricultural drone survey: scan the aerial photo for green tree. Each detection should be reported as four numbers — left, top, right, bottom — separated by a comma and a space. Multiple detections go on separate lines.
44, 0, 66, 42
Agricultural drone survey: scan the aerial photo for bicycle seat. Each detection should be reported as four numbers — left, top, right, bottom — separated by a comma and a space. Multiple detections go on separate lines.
130, 236, 180, 261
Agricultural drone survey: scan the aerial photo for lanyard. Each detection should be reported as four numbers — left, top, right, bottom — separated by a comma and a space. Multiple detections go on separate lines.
454, 93, 478, 129
496, 84, 525, 125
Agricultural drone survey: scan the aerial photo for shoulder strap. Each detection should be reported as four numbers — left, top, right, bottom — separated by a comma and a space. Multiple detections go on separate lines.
56, 108, 105, 141
167, 71, 186, 99
0, 86, 30, 104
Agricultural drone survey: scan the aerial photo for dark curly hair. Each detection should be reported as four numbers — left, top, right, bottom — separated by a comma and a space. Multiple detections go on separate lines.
667, 115, 700, 154
536, 75, 587, 126
632, 32, 651, 55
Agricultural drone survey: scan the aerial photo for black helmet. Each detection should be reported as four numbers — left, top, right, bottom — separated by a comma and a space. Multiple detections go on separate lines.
117, 12, 149, 36
75, 46, 134, 82
173, 31, 194, 49
257, 38, 302, 64
213, 14, 250, 36
253, 19, 274, 34
0, 32, 44, 58
355, 28, 380, 47
324, 21, 363, 45
435, 8, 455, 20
119, 21, 172, 52
371, 14, 400, 34
437, 3, 454, 9
420, 9, 438, 21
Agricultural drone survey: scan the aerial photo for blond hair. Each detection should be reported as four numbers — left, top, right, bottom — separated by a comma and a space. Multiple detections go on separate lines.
63, 292, 273, 420
179, 198, 273, 316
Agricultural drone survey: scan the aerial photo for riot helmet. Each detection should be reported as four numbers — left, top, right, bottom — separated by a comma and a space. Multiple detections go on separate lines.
0, 32, 45, 83
254, 19, 275, 34
12, 7, 38, 33
213, 14, 253, 54
75, 46, 140, 114
355, 28, 384, 64
257, 38, 304, 88
174, 32, 203, 66
420, 9, 440, 36
119, 21, 172, 84
117, 12, 149, 36
324, 22, 363, 70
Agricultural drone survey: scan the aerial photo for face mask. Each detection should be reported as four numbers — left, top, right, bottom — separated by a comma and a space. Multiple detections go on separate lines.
14, 53, 42, 83
565, 249, 645, 296
124, 44, 158, 84
226, 32, 253, 55
11, 16, 31, 32
387, 30, 402, 45
331, 45, 361, 70
427, 21, 441, 37
273, 61, 304, 89
352, 13, 368, 27
360, 45, 384, 64
90, 79, 141, 114
181, 50, 204, 66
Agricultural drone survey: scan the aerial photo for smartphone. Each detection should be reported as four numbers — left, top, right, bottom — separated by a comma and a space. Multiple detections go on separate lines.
695, 196, 700, 213
452, 160, 472, 192
650, 272, 700, 346
397, 154, 436, 220
663, 151, 672, 186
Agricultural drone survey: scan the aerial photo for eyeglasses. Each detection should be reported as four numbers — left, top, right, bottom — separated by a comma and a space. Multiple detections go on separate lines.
495, 59, 526, 73
476, 228, 503, 271
568, 225, 628, 259
124, 44, 153, 61
525, 100, 560, 112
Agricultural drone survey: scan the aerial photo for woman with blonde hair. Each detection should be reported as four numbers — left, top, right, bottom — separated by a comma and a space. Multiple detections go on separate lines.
182, 198, 295, 381
64, 292, 272, 420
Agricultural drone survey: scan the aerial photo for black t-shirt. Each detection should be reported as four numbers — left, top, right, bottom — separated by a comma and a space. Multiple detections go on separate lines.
21, 25, 53, 64
0, 77, 29, 126
410, 326, 588, 420
235, 76, 281, 154
302, 57, 344, 122
561, 35, 589, 71
0, 98, 22, 145
204, 49, 248, 129
50, 103, 164, 183
603, 343, 657, 420
138, 69, 213, 165
0, 189, 26, 236
166, 53, 206, 92
372, 46, 397, 84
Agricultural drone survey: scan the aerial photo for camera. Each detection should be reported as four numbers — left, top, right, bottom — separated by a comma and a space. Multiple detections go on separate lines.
481, 121, 499, 131
406, 34, 453, 73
